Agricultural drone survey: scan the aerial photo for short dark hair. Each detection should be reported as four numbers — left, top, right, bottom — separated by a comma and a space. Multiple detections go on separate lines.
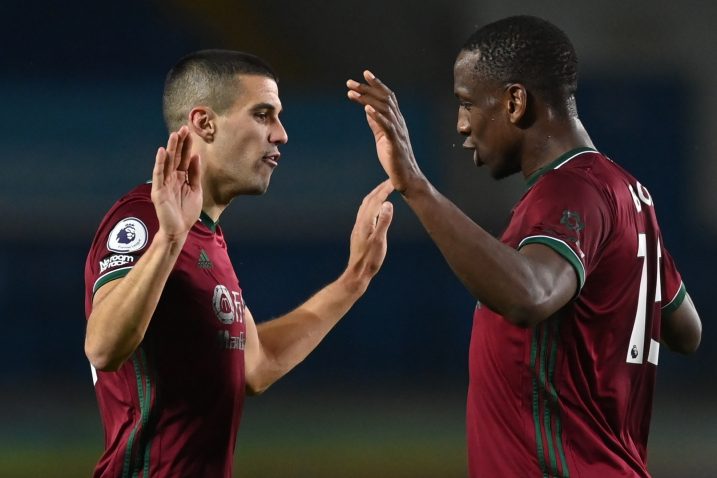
163, 49, 277, 131
461, 15, 578, 111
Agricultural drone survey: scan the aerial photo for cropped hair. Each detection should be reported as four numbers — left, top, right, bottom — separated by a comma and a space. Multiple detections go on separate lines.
461, 16, 578, 111
163, 49, 277, 131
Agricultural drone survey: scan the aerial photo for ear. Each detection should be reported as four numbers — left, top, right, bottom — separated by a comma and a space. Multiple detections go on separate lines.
504, 84, 527, 124
188, 106, 216, 142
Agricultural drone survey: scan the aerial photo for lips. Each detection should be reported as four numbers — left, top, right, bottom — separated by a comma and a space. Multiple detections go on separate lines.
473, 150, 482, 167
262, 152, 280, 168
462, 139, 480, 166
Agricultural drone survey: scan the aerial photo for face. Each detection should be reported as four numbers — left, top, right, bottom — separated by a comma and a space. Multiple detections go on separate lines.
205, 75, 288, 198
453, 50, 521, 179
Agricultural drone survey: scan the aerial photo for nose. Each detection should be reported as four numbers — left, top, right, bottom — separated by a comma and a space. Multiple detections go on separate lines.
457, 107, 470, 136
270, 119, 288, 145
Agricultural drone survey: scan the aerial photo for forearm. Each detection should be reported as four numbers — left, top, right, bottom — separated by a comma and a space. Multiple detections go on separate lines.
85, 231, 186, 370
403, 179, 555, 324
250, 272, 367, 391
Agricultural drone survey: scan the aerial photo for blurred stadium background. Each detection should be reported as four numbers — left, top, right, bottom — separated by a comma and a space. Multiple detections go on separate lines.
1, 1, 715, 476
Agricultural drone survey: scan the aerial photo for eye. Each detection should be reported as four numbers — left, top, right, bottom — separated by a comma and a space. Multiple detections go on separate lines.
460, 102, 473, 111
254, 111, 269, 122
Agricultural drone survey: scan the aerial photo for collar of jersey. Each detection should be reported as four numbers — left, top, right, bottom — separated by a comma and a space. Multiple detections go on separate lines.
525, 146, 598, 188
199, 211, 218, 233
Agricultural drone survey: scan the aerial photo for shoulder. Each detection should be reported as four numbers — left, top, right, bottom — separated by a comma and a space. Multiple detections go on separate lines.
528, 152, 629, 209
99, 184, 155, 226
91, 183, 157, 252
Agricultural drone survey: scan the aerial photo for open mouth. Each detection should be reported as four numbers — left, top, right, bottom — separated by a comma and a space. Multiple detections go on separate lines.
473, 150, 482, 167
262, 152, 280, 168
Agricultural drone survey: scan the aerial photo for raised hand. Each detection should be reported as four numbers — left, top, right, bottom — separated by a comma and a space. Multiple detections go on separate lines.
151, 126, 203, 241
346, 180, 394, 285
346, 71, 425, 194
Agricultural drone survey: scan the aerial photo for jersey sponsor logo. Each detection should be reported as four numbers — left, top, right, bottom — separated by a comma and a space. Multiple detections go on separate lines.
107, 218, 148, 253
99, 254, 134, 273
212, 285, 245, 324
217, 330, 246, 350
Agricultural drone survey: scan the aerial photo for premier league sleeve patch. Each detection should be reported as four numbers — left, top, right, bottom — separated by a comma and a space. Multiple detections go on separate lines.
106, 217, 149, 253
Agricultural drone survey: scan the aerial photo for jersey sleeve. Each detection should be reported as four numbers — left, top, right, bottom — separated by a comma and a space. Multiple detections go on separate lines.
660, 243, 686, 313
88, 195, 160, 296
507, 170, 609, 293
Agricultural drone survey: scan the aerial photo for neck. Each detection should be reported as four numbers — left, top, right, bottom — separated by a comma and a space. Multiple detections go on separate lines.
201, 170, 231, 223
521, 115, 595, 179
201, 186, 230, 223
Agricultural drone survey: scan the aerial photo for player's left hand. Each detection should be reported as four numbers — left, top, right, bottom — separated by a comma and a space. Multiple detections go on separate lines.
345, 180, 394, 289
347, 71, 425, 194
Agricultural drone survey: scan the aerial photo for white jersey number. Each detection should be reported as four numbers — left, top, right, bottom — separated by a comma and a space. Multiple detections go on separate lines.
626, 181, 661, 365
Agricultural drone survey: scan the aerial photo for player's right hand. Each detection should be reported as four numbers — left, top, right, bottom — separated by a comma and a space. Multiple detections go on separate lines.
346, 71, 425, 195
151, 126, 203, 242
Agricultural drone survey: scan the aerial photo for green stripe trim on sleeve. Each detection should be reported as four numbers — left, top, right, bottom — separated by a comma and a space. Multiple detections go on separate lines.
519, 236, 586, 291
93, 267, 133, 295
662, 282, 686, 314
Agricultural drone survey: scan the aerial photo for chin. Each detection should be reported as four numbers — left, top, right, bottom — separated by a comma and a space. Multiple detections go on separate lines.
489, 164, 521, 180
249, 180, 271, 196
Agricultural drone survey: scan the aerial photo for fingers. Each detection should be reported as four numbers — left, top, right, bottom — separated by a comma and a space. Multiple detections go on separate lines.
374, 201, 394, 237
366, 179, 395, 206
153, 147, 167, 187
356, 180, 394, 236
163, 131, 179, 182
346, 70, 390, 99
347, 71, 402, 131
364, 104, 396, 139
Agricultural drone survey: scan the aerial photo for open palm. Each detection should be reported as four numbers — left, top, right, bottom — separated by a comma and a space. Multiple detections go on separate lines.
150, 126, 203, 240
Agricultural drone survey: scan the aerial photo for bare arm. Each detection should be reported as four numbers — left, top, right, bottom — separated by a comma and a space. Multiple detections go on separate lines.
85, 127, 202, 371
346, 72, 575, 327
661, 292, 701, 354
243, 181, 394, 394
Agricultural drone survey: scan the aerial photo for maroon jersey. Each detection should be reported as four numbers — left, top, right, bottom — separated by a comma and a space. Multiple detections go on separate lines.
467, 148, 686, 477
84, 184, 247, 478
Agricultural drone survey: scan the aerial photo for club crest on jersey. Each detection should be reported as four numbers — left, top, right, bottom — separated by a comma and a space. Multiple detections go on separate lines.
212, 284, 245, 324
560, 210, 584, 232
107, 218, 148, 253
213, 285, 236, 324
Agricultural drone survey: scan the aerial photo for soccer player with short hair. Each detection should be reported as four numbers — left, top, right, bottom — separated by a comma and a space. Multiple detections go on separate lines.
84, 50, 394, 477
347, 15, 702, 477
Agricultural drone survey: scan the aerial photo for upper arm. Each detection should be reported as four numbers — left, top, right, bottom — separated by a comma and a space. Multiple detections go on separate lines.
661, 291, 701, 354
514, 243, 578, 326
242, 306, 266, 395
503, 171, 607, 326
90, 277, 124, 312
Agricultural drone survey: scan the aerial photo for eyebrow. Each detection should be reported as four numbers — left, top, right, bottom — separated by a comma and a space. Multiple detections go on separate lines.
250, 102, 282, 113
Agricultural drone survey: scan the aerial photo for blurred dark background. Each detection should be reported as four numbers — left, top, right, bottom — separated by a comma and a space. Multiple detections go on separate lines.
1, 1, 715, 477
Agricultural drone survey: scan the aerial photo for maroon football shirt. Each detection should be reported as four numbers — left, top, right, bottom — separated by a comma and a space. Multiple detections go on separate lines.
84, 184, 247, 478
467, 148, 686, 477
